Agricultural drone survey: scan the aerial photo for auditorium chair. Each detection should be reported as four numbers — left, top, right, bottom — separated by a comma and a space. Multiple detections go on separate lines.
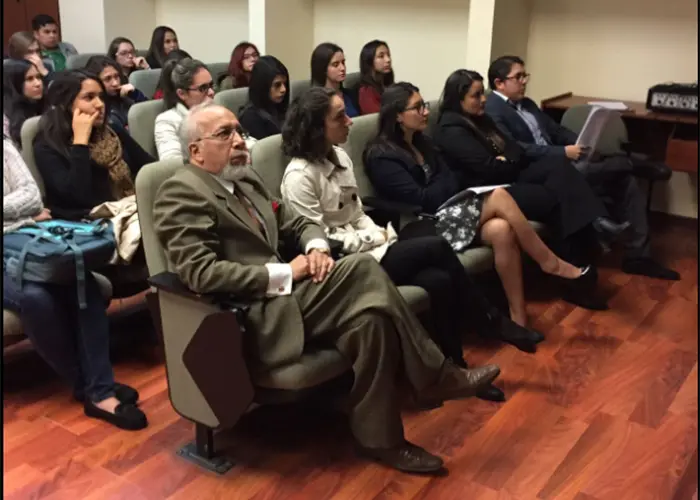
129, 68, 162, 99
128, 99, 167, 158
290, 79, 311, 100
213, 87, 249, 116
135, 158, 360, 474
561, 105, 672, 212
345, 71, 361, 91
66, 53, 103, 70
206, 62, 229, 85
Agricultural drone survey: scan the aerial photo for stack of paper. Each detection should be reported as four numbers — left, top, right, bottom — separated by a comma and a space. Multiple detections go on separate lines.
587, 101, 628, 111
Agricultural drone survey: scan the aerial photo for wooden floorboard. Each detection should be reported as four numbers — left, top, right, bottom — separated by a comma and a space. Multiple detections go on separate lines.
3, 214, 698, 500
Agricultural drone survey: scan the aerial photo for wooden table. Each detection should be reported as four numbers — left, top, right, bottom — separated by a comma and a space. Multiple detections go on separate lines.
541, 92, 698, 173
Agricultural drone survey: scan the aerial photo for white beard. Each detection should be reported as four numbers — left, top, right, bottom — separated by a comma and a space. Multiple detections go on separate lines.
218, 163, 248, 181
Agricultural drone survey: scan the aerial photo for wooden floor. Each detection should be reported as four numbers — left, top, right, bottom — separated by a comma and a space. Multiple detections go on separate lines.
3, 215, 698, 500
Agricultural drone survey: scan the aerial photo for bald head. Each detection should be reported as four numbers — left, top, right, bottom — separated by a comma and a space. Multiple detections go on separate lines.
178, 102, 248, 174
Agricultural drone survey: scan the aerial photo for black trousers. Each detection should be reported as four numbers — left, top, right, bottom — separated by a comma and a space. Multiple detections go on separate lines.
379, 235, 491, 362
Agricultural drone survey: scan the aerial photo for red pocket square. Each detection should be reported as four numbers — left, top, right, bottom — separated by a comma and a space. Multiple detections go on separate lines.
272, 201, 280, 213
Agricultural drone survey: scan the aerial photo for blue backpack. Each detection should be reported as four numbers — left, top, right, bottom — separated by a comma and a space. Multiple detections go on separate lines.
3, 219, 116, 309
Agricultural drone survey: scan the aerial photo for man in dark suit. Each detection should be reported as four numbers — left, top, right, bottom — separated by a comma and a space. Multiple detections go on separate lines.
485, 55, 678, 280
152, 102, 501, 473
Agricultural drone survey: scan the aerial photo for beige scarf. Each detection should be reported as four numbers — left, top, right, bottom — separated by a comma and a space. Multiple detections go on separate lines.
89, 126, 135, 200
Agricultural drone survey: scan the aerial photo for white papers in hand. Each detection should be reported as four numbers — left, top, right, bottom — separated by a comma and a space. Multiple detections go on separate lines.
586, 101, 628, 111
576, 106, 618, 156
437, 184, 510, 212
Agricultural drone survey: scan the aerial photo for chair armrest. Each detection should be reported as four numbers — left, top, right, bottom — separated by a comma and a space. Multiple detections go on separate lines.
363, 196, 437, 220
148, 272, 251, 315
628, 153, 673, 182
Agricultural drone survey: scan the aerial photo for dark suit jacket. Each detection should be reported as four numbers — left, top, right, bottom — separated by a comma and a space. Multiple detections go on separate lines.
153, 165, 327, 368
364, 142, 459, 214
485, 92, 578, 161
433, 110, 526, 189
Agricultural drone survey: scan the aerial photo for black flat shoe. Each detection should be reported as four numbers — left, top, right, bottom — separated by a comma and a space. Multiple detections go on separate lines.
358, 441, 444, 474
622, 258, 680, 281
476, 384, 506, 402
84, 401, 148, 430
74, 383, 139, 405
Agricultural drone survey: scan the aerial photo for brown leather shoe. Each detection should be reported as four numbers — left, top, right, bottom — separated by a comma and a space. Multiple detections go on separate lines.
358, 441, 444, 473
424, 361, 501, 402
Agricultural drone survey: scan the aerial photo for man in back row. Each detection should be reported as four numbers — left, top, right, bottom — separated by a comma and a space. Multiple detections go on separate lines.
32, 14, 78, 72
485, 55, 678, 281
152, 102, 501, 474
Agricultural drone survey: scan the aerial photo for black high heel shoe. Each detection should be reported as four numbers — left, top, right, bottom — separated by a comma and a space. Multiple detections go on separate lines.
557, 266, 608, 310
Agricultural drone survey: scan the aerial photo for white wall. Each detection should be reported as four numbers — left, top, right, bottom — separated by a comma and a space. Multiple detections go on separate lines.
266, 0, 315, 81
154, 0, 249, 63
525, 0, 698, 218
58, 0, 107, 53
104, 0, 156, 50
491, 0, 532, 63
314, 0, 471, 100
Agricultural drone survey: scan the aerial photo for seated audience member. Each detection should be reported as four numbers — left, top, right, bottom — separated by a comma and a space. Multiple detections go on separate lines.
484, 56, 678, 280
3, 59, 45, 147
218, 42, 259, 91
145, 26, 179, 69
358, 40, 394, 115
310, 43, 359, 118
239, 55, 289, 140
153, 101, 501, 473
107, 37, 150, 78
7, 31, 55, 81
32, 14, 78, 71
85, 55, 148, 131
154, 57, 214, 160
364, 82, 598, 317
33, 71, 155, 221
152, 49, 192, 100
281, 86, 550, 382
3, 136, 147, 430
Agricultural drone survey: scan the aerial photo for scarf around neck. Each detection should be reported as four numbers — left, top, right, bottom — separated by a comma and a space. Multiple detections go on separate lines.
89, 126, 135, 200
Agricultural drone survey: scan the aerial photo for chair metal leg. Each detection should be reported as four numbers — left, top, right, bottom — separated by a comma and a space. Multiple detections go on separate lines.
176, 422, 234, 474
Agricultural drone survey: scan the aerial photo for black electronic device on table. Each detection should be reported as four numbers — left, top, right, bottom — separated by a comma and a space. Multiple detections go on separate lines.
646, 82, 698, 115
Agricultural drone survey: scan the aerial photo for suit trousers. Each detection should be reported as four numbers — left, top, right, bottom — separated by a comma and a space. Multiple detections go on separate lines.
292, 253, 446, 449
507, 156, 609, 239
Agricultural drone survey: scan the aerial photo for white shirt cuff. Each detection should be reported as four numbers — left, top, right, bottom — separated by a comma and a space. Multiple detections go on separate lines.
305, 238, 330, 254
264, 263, 293, 296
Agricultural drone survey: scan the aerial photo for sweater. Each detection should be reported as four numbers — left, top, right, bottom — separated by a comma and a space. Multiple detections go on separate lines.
3, 137, 43, 232
239, 105, 283, 140
154, 103, 189, 160
33, 125, 155, 220
358, 85, 382, 115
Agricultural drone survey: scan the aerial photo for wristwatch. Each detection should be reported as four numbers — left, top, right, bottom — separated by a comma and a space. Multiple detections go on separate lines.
310, 247, 330, 255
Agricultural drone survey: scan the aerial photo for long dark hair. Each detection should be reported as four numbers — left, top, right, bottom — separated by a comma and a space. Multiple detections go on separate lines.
363, 81, 430, 165
227, 42, 259, 88
161, 57, 208, 109
359, 40, 394, 91
153, 49, 191, 97
107, 36, 133, 61
310, 42, 343, 88
247, 55, 290, 116
85, 55, 128, 86
438, 69, 484, 119
3, 59, 45, 145
146, 26, 177, 68
37, 71, 107, 159
282, 86, 337, 163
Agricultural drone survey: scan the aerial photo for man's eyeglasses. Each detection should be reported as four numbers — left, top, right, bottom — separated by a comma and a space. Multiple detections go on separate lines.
504, 72, 531, 83
195, 125, 246, 142
117, 50, 135, 58
188, 81, 215, 93
405, 101, 430, 113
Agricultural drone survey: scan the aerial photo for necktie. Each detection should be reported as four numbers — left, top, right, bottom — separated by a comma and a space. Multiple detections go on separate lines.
233, 190, 265, 236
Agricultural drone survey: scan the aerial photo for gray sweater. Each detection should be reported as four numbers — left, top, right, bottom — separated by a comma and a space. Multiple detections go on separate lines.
3, 137, 42, 233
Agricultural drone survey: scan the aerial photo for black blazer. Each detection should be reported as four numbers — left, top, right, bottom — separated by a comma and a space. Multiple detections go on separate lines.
433, 110, 526, 189
484, 93, 578, 161
364, 141, 460, 214
34, 125, 155, 220
239, 105, 283, 140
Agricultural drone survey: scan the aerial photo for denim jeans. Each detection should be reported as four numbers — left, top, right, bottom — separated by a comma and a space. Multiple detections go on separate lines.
3, 273, 116, 402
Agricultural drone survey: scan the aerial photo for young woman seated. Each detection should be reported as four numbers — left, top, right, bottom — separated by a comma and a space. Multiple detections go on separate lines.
107, 37, 150, 78
3, 58, 45, 147
7, 31, 55, 83
85, 55, 148, 131
145, 26, 179, 69
3, 136, 147, 430
154, 57, 214, 160
357, 39, 394, 115
310, 42, 359, 118
33, 70, 155, 221
152, 49, 192, 100
218, 42, 259, 91
363, 82, 595, 330
239, 55, 289, 140
279, 87, 550, 402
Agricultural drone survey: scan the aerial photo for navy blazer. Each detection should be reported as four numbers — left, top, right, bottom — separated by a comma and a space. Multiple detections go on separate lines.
484, 92, 578, 161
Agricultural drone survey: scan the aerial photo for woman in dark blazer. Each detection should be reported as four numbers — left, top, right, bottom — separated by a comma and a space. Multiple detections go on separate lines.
239, 56, 290, 140
364, 82, 596, 329
433, 69, 627, 250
